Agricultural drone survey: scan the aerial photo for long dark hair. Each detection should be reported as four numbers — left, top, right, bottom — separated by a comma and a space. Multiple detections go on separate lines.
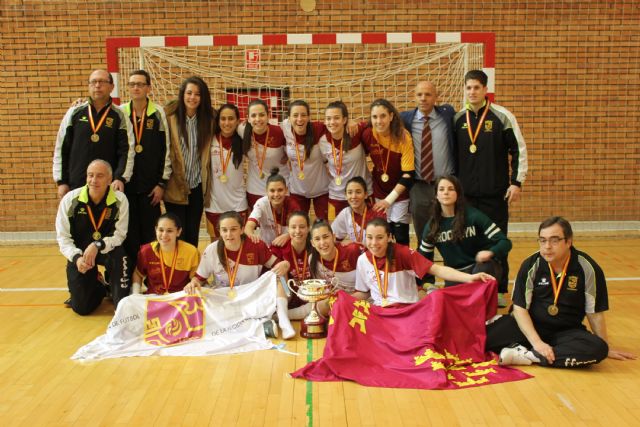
216, 103, 247, 169
365, 218, 394, 264
325, 100, 352, 151
288, 210, 312, 249
216, 211, 246, 270
242, 98, 270, 150
369, 98, 404, 143
171, 76, 215, 154
309, 219, 334, 279
288, 100, 314, 157
425, 175, 467, 243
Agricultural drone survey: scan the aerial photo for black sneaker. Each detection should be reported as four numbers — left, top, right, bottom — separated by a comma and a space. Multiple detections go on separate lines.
63, 297, 71, 308
263, 319, 279, 338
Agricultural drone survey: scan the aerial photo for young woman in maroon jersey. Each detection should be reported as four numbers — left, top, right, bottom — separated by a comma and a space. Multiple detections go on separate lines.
132, 212, 200, 295
309, 219, 363, 317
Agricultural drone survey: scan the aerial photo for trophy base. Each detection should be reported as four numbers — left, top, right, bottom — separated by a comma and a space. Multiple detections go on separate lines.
300, 316, 327, 339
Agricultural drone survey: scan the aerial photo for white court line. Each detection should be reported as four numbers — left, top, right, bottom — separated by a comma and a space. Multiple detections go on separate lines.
1, 277, 639, 292
557, 393, 576, 413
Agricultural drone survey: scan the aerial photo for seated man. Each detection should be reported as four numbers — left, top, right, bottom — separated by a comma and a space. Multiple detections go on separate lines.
486, 216, 636, 367
56, 159, 131, 315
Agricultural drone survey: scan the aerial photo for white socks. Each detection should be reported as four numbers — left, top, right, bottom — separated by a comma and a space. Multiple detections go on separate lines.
276, 297, 296, 339
287, 302, 312, 320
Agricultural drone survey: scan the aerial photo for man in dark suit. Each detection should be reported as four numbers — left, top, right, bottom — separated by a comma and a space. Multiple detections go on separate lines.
400, 81, 456, 246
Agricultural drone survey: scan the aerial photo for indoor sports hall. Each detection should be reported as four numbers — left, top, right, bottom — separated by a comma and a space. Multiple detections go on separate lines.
1, 1, 638, 426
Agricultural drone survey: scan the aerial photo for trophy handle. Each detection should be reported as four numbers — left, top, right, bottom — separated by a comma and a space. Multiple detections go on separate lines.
287, 279, 302, 298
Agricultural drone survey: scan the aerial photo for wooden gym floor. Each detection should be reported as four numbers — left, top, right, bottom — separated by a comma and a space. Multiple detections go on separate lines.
1, 237, 639, 426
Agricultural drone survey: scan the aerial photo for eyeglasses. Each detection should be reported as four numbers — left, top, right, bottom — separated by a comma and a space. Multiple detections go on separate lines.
89, 79, 111, 86
536, 237, 566, 245
127, 82, 149, 88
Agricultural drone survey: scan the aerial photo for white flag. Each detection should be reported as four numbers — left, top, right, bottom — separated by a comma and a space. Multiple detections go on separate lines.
72, 272, 278, 361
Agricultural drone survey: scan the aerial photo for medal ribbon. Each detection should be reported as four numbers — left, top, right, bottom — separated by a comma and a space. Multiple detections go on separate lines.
548, 255, 571, 307
252, 127, 270, 177
217, 135, 233, 177
373, 130, 391, 178
330, 135, 344, 179
293, 127, 306, 175
465, 100, 491, 148
351, 207, 367, 243
132, 104, 147, 145
370, 253, 389, 301
292, 245, 308, 280
158, 244, 179, 294
271, 204, 285, 237
86, 205, 107, 237
88, 103, 111, 136
224, 242, 244, 290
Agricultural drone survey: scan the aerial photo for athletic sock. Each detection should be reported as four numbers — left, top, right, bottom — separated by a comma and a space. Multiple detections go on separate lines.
288, 302, 312, 320
276, 297, 296, 339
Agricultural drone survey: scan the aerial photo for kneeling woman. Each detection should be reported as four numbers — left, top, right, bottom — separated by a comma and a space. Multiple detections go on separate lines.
310, 219, 363, 316
132, 213, 200, 295
353, 218, 494, 307
184, 211, 296, 339
418, 175, 512, 287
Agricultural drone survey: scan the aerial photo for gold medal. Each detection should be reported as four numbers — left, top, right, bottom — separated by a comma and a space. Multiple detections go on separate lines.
219, 174, 228, 183
381, 173, 389, 182
259, 171, 265, 179
547, 304, 559, 316
469, 144, 477, 154
298, 171, 305, 180
335, 176, 342, 186
227, 289, 237, 300
90, 134, 100, 142
382, 298, 389, 307
92, 231, 102, 241
135, 144, 143, 153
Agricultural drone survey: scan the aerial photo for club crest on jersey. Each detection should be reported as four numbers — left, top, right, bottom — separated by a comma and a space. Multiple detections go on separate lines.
105, 117, 114, 128
567, 276, 578, 290
146, 119, 154, 129
538, 277, 550, 287
246, 253, 255, 264
484, 120, 493, 132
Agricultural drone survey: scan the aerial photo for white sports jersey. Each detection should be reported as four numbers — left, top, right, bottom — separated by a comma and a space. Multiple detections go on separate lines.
195, 238, 276, 287
281, 119, 330, 198
238, 123, 290, 196
312, 242, 361, 293
318, 133, 373, 201
205, 135, 248, 214
355, 244, 432, 306
247, 196, 300, 246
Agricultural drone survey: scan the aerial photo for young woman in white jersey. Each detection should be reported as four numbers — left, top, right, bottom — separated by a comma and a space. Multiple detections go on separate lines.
331, 176, 386, 246
353, 218, 494, 307
318, 101, 373, 219
205, 103, 249, 241
240, 99, 289, 207
245, 168, 302, 247
281, 100, 331, 220
184, 211, 296, 339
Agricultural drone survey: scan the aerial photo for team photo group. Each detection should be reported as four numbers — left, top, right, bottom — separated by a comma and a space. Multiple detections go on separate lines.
52, 66, 635, 374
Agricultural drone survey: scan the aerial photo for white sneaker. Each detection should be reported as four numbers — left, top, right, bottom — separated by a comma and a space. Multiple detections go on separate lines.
499, 345, 538, 365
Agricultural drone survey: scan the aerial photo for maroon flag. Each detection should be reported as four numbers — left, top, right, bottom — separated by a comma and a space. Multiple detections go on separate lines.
291, 281, 532, 389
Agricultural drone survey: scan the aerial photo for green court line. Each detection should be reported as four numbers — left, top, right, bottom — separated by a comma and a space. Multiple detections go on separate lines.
306, 338, 313, 427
